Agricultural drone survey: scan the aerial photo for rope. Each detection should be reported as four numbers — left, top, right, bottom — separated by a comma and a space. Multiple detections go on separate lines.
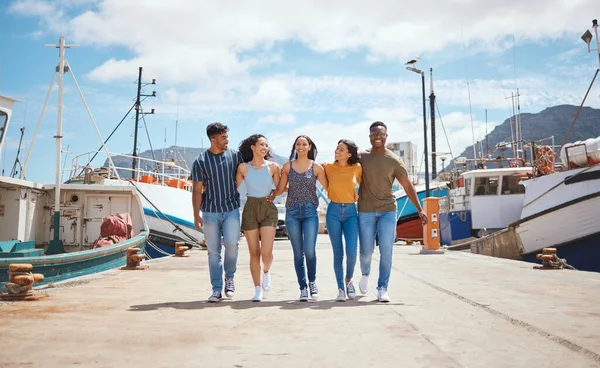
556, 68, 599, 161
144, 239, 174, 258
1, 271, 35, 295
126, 179, 204, 248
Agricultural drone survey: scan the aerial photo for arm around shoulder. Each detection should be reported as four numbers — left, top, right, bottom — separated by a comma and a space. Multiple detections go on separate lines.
235, 162, 248, 189
314, 163, 328, 190
274, 162, 289, 196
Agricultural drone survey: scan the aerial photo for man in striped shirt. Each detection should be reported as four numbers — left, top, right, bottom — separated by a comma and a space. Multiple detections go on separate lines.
192, 123, 243, 303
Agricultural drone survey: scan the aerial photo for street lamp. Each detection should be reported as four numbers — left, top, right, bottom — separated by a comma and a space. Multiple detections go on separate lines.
406, 65, 430, 197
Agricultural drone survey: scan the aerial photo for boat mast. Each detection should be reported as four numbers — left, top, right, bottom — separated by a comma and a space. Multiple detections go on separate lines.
132, 67, 142, 179
131, 67, 155, 180
46, 36, 78, 254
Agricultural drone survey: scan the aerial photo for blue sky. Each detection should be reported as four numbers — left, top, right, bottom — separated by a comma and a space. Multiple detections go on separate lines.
1, 0, 600, 183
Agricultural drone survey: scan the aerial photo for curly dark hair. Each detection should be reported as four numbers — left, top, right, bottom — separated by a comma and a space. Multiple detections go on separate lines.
206, 122, 229, 138
289, 135, 318, 161
337, 139, 360, 165
238, 134, 272, 162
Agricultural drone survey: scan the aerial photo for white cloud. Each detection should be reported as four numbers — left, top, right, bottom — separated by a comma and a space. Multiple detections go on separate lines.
9, 0, 57, 17
11, 0, 598, 83
258, 113, 295, 125
249, 80, 293, 110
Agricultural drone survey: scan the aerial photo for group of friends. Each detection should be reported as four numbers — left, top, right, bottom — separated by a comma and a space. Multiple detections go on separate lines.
191, 121, 426, 303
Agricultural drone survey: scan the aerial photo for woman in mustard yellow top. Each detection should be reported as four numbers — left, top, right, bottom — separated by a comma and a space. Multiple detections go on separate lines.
323, 139, 362, 302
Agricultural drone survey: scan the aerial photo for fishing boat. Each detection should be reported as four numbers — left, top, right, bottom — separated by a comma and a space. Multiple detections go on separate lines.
0, 37, 148, 285
394, 181, 447, 240
66, 152, 204, 259
513, 137, 600, 271
439, 164, 535, 245
64, 67, 204, 259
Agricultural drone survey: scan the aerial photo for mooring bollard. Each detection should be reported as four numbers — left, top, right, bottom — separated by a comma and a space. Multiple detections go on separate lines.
1, 263, 47, 301
174, 241, 189, 257
121, 248, 148, 270
534, 248, 573, 270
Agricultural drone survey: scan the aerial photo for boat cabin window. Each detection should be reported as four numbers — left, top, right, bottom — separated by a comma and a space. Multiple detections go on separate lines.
464, 178, 472, 195
473, 176, 499, 196
501, 175, 525, 195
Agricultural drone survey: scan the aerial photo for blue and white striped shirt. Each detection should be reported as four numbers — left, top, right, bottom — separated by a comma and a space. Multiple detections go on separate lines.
191, 149, 243, 213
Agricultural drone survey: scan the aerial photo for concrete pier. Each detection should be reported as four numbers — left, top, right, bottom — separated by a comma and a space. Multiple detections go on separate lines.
1, 235, 599, 367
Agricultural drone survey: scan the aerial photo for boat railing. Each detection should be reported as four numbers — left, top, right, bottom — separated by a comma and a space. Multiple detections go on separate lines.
66, 151, 191, 186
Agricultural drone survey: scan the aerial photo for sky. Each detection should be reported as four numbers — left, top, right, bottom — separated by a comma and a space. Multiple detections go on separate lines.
1, 0, 600, 183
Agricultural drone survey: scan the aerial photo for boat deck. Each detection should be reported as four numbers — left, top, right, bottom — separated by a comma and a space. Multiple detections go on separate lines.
1, 235, 600, 367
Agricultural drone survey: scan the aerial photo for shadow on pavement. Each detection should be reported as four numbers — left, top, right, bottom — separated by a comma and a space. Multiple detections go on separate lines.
129, 295, 404, 311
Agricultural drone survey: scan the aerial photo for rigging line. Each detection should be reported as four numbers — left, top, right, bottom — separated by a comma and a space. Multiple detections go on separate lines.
74, 102, 136, 178
434, 100, 456, 170
461, 30, 477, 161
20, 72, 57, 179
556, 68, 599, 159
68, 62, 121, 181
127, 179, 204, 247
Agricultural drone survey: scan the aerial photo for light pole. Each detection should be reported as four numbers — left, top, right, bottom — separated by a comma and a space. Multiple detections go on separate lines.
406, 66, 430, 197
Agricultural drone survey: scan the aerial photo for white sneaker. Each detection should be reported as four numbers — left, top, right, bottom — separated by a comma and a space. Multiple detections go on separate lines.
377, 288, 390, 303
262, 271, 271, 292
359, 275, 369, 295
336, 288, 346, 302
252, 286, 263, 302
299, 288, 309, 302
346, 280, 356, 299
308, 282, 319, 300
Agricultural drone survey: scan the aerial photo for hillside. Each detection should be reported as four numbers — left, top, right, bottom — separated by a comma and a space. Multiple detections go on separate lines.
106, 146, 288, 178
455, 105, 600, 160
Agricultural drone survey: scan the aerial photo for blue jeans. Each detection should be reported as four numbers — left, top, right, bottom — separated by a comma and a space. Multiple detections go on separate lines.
358, 211, 396, 290
285, 202, 319, 290
203, 209, 241, 292
326, 202, 358, 290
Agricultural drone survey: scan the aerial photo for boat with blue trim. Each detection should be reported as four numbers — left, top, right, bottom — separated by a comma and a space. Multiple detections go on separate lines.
0, 37, 148, 285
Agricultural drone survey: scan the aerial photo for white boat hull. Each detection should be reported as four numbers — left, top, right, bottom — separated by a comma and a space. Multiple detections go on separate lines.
515, 193, 600, 255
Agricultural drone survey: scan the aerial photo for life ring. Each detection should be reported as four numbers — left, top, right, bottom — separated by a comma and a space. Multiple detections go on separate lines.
535, 145, 554, 175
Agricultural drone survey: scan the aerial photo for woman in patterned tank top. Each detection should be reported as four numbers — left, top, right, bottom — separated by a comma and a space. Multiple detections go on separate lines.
236, 134, 281, 302
274, 135, 328, 302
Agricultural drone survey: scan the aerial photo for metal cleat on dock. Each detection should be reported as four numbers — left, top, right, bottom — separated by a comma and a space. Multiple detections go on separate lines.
174, 242, 190, 257
0, 263, 48, 301
534, 248, 577, 270
121, 248, 148, 270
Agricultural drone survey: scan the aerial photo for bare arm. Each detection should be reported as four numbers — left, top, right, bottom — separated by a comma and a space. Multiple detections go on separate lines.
192, 181, 204, 230
270, 162, 281, 188
236, 163, 248, 189
264, 162, 280, 202
274, 162, 290, 196
398, 176, 427, 224
314, 163, 328, 190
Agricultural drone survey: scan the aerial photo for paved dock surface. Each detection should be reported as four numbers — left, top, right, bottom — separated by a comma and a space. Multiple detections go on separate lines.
1, 234, 600, 368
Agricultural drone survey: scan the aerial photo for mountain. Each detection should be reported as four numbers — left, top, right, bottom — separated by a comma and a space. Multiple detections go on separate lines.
106, 146, 288, 178
454, 105, 600, 162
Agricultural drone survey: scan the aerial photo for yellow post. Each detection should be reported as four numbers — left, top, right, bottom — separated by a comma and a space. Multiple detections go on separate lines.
422, 197, 441, 251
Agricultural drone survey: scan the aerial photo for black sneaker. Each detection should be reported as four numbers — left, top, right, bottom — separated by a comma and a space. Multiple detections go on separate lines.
208, 290, 222, 303
224, 278, 235, 298
308, 282, 319, 300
